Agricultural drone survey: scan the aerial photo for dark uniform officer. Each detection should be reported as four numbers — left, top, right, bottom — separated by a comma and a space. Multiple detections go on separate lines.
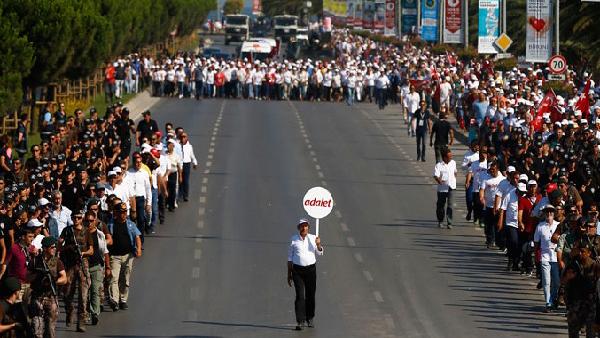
58, 210, 93, 332
562, 242, 600, 338
29, 237, 67, 338
0, 277, 27, 338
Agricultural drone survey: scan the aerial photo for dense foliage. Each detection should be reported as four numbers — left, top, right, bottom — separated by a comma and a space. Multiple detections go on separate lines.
223, 0, 244, 15
0, 0, 215, 113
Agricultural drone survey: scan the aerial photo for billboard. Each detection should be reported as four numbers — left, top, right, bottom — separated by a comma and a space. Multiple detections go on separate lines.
347, 0, 356, 27
374, 0, 385, 31
526, 0, 553, 63
363, 0, 375, 29
354, 0, 363, 27
421, 0, 439, 42
324, 0, 348, 25
478, 0, 500, 54
401, 0, 418, 35
384, 0, 397, 36
443, 0, 463, 44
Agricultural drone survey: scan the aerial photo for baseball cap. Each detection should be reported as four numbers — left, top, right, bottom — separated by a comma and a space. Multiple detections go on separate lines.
517, 183, 527, 192
27, 219, 43, 228
297, 218, 310, 226
41, 236, 58, 248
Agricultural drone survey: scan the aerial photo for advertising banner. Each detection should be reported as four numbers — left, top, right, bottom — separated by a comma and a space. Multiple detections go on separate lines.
347, 0, 356, 27
374, 0, 386, 31
444, 0, 463, 44
384, 0, 396, 36
526, 0, 553, 63
354, 0, 363, 27
421, 0, 439, 42
478, 0, 500, 54
324, 0, 348, 25
252, 0, 262, 15
401, 0, 418, 34
363, 0, 375, 29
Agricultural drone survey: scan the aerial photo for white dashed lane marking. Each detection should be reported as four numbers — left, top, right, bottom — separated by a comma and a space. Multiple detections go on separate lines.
363, 270, 374, 282
373, 291, 384, 303
347, 237, 356, 247
192, 267, 200, 279
340, 222, 349, 232
194, 249, 202, 260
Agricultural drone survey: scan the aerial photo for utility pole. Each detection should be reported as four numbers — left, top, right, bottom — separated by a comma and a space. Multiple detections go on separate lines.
440, 0, 445, 43
556, 0, 560, 54
464, 0, 469, 48
417, 0, 421, 35
502, 0, 507, 34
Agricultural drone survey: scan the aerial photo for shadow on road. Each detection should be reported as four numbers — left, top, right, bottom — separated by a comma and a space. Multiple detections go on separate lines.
411, 232, 567, 336
182, 320, 295, 331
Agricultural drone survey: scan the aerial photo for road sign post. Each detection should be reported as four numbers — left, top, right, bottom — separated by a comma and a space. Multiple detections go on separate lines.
548, 55, 567, 74
303, 187, 334, 237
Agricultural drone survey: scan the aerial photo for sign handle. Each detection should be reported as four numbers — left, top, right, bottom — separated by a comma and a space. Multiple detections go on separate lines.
315, 218, 319, 237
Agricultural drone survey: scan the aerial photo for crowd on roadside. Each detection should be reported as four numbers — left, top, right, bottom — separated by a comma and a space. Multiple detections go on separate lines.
137, 27, 600, 335
0, 97, 197, 336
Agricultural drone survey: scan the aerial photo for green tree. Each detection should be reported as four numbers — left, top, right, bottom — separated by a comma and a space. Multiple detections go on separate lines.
262, 0, 322, 17
0, 7, 34, 114
223, 0, 244, 15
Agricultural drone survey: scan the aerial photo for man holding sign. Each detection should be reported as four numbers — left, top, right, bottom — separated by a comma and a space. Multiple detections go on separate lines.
287, 219, 323, 331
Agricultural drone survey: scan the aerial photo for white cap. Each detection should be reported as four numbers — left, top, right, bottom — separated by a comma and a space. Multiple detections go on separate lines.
507, 166, 516, 173
27, 219, 43, 228
38, 198, 50, 207
107, 171, 117, 177
528, 179, 538, 186
519, 174, 529, 181
517, 183, 527, 192
112, 167, 122, 173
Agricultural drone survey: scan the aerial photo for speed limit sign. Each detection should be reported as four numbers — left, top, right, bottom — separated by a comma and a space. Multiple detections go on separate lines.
548, 55, 567, 74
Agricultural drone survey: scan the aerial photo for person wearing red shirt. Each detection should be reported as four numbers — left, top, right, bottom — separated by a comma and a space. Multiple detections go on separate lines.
267, 71, 276, 100
104, 62, 117, 104
6, 228, 35, 289
518, 180, 542, 275
214, 68, 225, 98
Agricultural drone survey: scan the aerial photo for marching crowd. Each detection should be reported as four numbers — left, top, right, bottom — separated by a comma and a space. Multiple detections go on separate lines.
0, 98, 196, 336
2, 26, 600, 336
103, 28, 600, 336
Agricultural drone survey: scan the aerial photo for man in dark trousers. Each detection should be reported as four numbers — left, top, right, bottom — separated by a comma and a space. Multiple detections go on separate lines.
414, 100, 431, 162
430, 109, 454, 163
287, 219, 323, 331
135, 111, 159, 147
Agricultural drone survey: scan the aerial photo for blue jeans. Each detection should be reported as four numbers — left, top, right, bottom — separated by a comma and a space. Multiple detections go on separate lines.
466, 181, 474, 215
135, 196, 147, 242
541, 261, 559, 306
253, 84, 261, 98
346, 87, 355, 105
150, 188, 158, 229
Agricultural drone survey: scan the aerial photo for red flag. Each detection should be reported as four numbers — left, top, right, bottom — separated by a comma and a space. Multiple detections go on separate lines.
575, 78, 591, 118
532, 89, 557, 131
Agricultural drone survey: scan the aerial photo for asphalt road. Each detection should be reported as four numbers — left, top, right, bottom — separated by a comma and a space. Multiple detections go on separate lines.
57, 96, 568, 338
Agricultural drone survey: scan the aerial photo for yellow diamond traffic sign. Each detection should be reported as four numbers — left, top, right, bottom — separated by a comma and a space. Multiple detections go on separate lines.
495, 33, 513, 52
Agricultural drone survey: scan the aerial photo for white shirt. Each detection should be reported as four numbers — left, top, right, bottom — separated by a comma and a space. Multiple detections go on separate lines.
462, 150, 479, 173
534, 220, 559, 262
288, 233, 323, 266
470, 160, 488, 191
501, 187, 519, 228
439, 82, 452, 105
128, 168, 151, 206
180, 142, 198, 165
405, 92, 421, 114
434, 160, 457, 192
480, 173, 506, 208
49, 206, 73, 239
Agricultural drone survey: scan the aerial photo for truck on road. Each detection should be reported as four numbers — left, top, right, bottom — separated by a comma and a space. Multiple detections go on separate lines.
273, 15, 299, 42
224, 14, 250, 45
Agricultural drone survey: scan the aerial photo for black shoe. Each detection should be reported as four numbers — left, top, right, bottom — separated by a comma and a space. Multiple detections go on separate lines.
466, 211, 472, 221
160, 219, 165, 224
536, 281, 543, 290
91, 315, 99, 326
421, 158, 426, 162
100, 305, 104, 313
119, 302, 128, 310
183, 198, 189, 202
76, 324, 86, 332
65, 318, 72, 327
306, 319, 314, 328
109, 301, 119, 312
295, 322, 303, 331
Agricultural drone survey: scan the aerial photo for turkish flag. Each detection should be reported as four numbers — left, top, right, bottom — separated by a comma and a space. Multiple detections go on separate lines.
575, 78, 591, 119
532, 89, 557, 131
